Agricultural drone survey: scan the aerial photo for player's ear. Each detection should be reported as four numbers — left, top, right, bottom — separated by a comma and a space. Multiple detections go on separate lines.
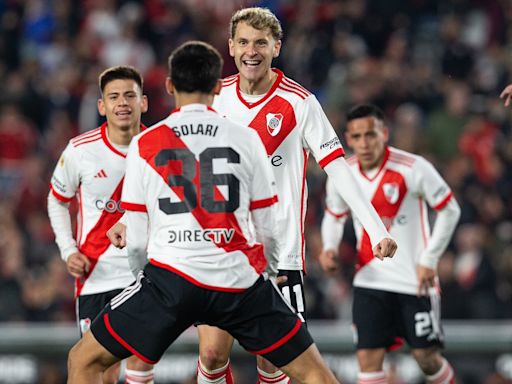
228, 38, 235, 57
213, 80, 222, 95
382, 125, 389, 142
97, 98, 106, 116
141, 95, 149, 113
273, 39, 282, 58
165, 77, 174, 96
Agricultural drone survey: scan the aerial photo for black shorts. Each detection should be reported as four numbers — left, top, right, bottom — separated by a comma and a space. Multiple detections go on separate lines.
91, 264, 313, 367
277, 270, 306, 322
76, 289, 123, 336
352, 287, 444, 350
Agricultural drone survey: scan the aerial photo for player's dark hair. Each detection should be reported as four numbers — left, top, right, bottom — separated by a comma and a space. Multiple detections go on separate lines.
168, 41, 223, 93
346, 104, 385, 123
99, 65, 143, 95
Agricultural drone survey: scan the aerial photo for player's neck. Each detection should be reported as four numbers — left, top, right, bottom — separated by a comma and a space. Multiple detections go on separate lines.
174, 92, 214, 108
106, 123, 140, 146
239, 70, 277, 95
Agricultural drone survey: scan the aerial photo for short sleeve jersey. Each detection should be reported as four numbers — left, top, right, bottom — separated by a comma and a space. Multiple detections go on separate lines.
213, 69, 344, 271
49, 123, 136, 296
325, 146, 454, 295
121, 104, 278, 291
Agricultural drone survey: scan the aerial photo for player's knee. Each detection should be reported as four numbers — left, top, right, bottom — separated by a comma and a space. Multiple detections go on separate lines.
412, 348, 442, 375
357, 349, 385, 371
199, 346, 230, 370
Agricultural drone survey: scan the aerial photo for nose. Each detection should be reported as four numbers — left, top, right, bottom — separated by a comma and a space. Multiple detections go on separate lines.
245, 42, 257, 56
118, 95, 129, 106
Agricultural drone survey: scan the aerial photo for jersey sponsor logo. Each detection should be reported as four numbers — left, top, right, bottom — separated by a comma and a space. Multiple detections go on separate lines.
59, 155, 65, 167
168, 228, 235, 243
266, 113, 283, 137
51, 176, 67, 194
382, 182, 400, 204
79, 318, 91, 333
320, 136, 340, 150
271, 154, 283, 167
95, 199, 125, 213
94, 169, 108, 178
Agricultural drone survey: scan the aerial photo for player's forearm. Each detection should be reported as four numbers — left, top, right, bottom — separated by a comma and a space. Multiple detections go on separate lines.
251, 205, 280, 277
321, 211, 346, 253
419, 198, 461, 269
324, 158, 390, 247
47, 192, 78, 262
125, 211, 149, 277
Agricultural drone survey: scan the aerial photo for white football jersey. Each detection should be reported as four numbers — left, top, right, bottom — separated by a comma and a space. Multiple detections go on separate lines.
213, 69, 344, 271
121, 104, 278, 291
325, 146, 454, 295
50, 123, 136, 296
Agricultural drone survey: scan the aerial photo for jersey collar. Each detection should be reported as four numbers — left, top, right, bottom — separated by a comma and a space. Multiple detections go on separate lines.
101, 122, 146, 158
235, 68, 283, 109
169, 104, 217, 115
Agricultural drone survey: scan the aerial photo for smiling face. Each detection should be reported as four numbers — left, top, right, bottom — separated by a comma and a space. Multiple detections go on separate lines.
97, 78, 148, 133
345, 116, 389, 170
228, 22, 281, 93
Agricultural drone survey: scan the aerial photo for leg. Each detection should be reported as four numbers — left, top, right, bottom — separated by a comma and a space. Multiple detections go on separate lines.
256, 270, 305, 383
279, 344, 339, 384
125, 356, 154, 384
102, 362, 121, 384
197, 325, 234, 383
356, 348, 387, 384
411, 347, 455, 383
67, 328, 120, 384
256, 355, 289, 384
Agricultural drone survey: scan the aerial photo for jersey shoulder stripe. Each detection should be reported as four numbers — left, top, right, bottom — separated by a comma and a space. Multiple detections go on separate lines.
222, 75, 238, 87
71, 128, 101, 144
282, 77, 311, 96
388, 154, 415, 167
72, 135, 102, 148
278, 84, 308, 99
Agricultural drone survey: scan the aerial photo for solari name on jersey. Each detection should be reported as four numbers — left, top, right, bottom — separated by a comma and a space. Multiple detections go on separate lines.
171, 123, 219, 138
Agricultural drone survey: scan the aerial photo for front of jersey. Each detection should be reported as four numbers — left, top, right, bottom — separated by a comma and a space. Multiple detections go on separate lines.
325, 146, 454, 295
213, 69, 344, 271
50, 123, 136, 296
121, 104, 278, 291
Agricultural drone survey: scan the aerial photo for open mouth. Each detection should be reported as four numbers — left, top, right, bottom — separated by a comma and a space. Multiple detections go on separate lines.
242, 59, 262, 67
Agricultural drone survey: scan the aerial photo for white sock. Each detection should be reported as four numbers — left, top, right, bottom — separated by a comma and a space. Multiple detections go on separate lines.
257, 367, 290, 384
125, 368, 154, 384
197, 359, 233, 384
426, 358, 455, 384
357, 370, 387, 384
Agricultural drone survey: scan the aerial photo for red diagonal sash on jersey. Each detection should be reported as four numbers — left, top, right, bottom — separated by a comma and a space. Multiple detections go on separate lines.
139, 125, 267, 274
76, 177, 125, 296
248, 95, 297, 155
357, 169, 407, 270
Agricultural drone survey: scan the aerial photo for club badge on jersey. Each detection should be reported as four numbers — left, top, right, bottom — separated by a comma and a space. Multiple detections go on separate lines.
266, 113, 283, 137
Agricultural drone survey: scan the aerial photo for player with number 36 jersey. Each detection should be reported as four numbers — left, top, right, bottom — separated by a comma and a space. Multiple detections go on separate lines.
121, 104, 279, 290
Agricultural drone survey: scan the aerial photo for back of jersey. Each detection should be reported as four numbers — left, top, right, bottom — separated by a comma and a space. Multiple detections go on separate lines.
121, 104, 278, 291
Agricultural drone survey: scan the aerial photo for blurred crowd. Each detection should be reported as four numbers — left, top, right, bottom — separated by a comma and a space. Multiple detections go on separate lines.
0, 0, 512, 325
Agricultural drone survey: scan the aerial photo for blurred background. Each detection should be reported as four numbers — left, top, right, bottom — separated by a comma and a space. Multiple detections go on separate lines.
0, 0, 511, 383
